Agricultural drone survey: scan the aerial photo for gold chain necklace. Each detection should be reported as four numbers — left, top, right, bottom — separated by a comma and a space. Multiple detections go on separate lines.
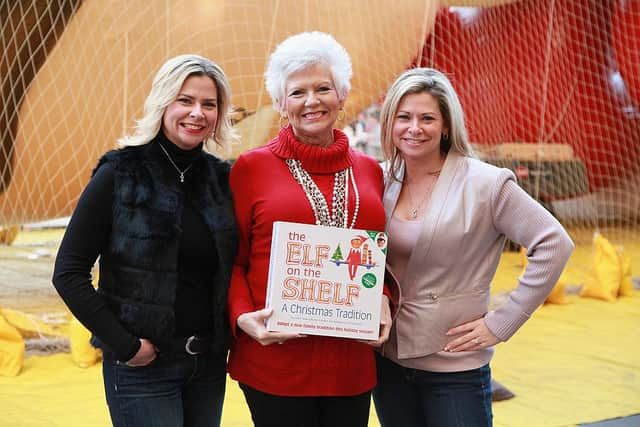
405, 169, 441, 219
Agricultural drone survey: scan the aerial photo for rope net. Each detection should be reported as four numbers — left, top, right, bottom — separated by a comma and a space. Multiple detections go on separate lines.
0, 0, 639, 352
2, 1, 638, 243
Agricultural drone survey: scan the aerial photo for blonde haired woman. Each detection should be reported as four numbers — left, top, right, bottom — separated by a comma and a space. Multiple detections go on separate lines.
373, 68, 574, 427
53, 54, 238, 427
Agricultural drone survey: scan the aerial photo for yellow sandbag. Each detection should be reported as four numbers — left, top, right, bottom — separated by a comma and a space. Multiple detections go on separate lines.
617, 246, 634, 297
68, 265, 102, 368
69, 316, 100, 368
545, 271, 571, 305
0, 311, 25, 376
0, 308, 66, 338
0, 225, 19, 244
520, 247, 570, 304
518, 245, 527, 268
580, 233, 621, 302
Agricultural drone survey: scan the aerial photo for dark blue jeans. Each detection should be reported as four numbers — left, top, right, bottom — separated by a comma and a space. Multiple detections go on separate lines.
102, 350, 226, 427
373, 353, 493, 427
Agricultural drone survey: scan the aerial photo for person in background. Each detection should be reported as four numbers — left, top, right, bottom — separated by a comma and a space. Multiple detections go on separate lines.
343, 112, 367, 151
228, 31, 392, 427
52, 54, 238, 427
373, 67, 574, 427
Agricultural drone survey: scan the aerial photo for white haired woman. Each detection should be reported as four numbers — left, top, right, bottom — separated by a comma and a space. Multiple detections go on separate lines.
373, 67, 574, 426
228, 32, 392, 427
53, 54, 238, 427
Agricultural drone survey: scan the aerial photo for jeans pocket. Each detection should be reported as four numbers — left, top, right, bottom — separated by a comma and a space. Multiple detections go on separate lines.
116, 353, 161, 369
112, 356, 170, 396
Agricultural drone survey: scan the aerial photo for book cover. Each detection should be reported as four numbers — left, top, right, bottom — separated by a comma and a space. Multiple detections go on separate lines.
265, 221, 388, 340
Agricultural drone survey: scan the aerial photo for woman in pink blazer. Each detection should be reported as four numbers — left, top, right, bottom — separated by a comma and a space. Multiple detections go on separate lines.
372, 68, 574, 427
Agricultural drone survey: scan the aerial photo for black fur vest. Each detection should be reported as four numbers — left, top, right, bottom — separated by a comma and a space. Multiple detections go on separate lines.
94, 140, 238, 354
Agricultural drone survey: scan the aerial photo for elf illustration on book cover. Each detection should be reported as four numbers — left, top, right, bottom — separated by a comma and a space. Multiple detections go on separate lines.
331, 232, 387, 281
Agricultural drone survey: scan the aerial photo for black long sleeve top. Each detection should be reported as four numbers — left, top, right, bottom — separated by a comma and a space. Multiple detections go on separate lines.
53, 133, 218, 361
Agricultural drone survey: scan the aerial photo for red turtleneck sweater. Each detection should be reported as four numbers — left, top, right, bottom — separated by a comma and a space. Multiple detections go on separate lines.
228, 126, 386, 396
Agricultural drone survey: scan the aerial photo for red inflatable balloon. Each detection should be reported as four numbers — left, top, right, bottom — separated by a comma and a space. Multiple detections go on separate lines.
425, 0, 640, 189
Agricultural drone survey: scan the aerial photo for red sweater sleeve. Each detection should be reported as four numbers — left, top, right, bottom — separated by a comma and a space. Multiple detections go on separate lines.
228, 155, 258, 336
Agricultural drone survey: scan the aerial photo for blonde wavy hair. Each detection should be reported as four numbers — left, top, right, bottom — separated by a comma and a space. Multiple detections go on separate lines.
380, 68, 475, 182
118, 54, 238, 153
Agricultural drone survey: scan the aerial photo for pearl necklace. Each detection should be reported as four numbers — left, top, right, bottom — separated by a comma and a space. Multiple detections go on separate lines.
286, 159, 360, 228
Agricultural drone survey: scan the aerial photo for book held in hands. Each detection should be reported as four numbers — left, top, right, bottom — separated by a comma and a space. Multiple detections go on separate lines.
265, 221, 387, 340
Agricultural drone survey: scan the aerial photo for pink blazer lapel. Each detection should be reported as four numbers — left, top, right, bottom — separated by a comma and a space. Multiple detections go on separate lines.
402, 152, 465, 287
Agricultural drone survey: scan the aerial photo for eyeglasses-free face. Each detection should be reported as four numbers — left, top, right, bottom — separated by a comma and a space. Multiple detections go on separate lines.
283, 63, 344, 147
162, 75, 218, 150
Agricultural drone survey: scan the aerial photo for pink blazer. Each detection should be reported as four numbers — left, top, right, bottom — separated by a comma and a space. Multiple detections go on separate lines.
380, 152, 574, 368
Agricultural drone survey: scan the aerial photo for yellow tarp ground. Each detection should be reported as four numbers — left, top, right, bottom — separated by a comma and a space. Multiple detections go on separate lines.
1, 232, 639, 426
492, 294, 640, 426
1, 295, 638, 426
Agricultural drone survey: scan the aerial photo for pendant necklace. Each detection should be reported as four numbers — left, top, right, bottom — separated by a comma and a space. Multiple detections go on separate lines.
158, 143, 195, 183
405, 169, 441, 219
286, 158, 360, 228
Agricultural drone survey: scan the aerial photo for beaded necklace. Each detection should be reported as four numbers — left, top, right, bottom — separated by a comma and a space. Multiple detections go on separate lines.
286, 158, 360, 228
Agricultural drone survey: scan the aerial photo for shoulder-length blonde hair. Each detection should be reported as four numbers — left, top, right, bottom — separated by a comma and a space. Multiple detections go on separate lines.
118, 54, 238, 153
380, 68, 475, 182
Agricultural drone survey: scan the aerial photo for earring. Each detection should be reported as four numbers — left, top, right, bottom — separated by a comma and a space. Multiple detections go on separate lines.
337, 108, 346, 122
442, 133, 449, 141
279, 116, 289, 128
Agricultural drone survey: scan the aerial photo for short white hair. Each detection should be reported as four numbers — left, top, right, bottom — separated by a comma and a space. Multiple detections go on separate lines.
265, 32, 352, 114
119, 54, 238, 153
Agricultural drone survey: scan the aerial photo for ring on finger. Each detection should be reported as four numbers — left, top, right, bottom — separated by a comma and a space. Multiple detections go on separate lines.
473, 338, 481, 345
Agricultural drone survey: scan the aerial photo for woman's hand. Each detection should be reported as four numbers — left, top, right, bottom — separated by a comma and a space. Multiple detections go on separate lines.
443, 317, 500, 352
364, 295, 392, 347
237, 307, 304, 346
126, 338, 157, 366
